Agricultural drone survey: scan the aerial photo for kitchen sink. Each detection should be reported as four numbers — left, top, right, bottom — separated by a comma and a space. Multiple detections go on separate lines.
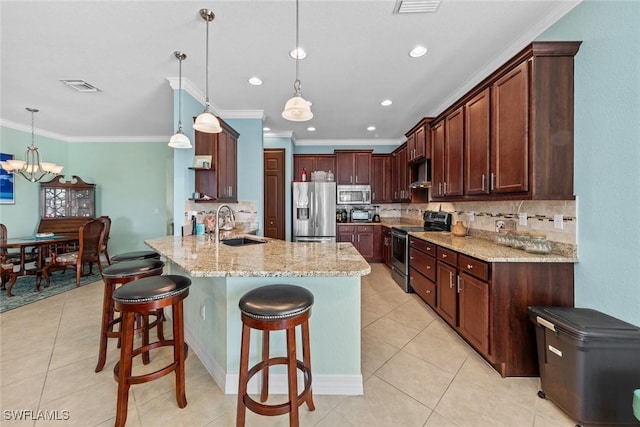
222, 237, 266, 246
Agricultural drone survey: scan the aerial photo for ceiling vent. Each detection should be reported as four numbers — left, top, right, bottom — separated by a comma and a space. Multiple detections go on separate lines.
60, 79, 100, 92
393, 0, 441, 14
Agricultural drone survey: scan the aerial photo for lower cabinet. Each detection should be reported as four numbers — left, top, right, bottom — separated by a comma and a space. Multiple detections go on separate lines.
382, 226, 392, 267
408, 236, 574, 377
337, 224, 382, 263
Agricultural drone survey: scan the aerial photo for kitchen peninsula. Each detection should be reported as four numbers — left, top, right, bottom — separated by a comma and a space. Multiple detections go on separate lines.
144, 234, 371, 395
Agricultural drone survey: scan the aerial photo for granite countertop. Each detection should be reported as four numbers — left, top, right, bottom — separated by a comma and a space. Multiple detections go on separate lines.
409, 231, 578, 263
336, 219, 423, 227
145, 233, 371, 278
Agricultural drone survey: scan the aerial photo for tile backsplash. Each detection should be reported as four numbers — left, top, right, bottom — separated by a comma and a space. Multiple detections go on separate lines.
376, 200, 577, 256
184, 200, 258, 231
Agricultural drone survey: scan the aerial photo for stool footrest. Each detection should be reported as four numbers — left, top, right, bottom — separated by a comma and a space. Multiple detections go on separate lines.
114, 341, 188, 385
242, 356, 313, 417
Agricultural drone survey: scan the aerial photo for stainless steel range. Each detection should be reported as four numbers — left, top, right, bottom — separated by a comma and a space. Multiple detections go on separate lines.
390, 211, 452, 292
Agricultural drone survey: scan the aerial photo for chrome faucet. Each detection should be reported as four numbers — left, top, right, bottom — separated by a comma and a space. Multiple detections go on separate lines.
214, 204, 235, 242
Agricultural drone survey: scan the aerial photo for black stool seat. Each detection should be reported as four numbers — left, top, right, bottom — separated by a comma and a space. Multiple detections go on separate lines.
113, 275, 191, 304
239, 284, 314, 320
102, 259, 165, 278
111, 250, 161, 263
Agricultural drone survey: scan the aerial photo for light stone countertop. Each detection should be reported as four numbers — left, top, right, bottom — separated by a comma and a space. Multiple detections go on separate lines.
409, 231, 578, 263
145, 233, 371, 278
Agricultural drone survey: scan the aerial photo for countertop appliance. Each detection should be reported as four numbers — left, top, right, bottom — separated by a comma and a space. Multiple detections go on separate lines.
390, 210, 452, 292
292, 181, 336, 243
350, 208, 373, 222
337, 184, 371, 205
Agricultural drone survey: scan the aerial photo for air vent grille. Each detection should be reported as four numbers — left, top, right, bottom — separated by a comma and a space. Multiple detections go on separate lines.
393, 0, 441, 14
60, 80, 100, 92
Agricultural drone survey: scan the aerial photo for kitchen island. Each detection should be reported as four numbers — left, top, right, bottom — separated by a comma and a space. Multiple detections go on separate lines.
144, 234, 371, 395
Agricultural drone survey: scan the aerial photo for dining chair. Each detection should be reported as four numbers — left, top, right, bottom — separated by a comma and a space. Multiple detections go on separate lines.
42, 218, 106, 287
98, 216, 112, 265
0, 223, 37, 289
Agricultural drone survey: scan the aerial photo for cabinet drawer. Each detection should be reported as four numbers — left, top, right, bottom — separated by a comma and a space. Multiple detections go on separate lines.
436, 246, 458, 266
409, 267, 436, 308
337, 225, 355, 232
356, 225, 375, 233
409, 237, 436, 256
458, 254, 489, 281
410, 247, 436, 281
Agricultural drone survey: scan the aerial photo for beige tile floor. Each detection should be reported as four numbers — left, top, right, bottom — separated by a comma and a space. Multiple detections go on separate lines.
0, 264, 579, 427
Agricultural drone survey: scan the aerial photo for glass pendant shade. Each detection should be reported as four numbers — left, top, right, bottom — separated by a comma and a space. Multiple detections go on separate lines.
282, 93, 313, 121
193, 107, 222, 133
168, 130, 192, 149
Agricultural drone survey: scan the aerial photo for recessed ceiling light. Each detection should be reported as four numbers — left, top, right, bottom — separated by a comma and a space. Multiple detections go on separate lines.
289, 47, 307, 60
381, 99, 393, 106
307, 127, 316, 131
409, 45, 427, 58
367, 126, 376, 131
248, 77, 263, 85
263, 127, 271, 131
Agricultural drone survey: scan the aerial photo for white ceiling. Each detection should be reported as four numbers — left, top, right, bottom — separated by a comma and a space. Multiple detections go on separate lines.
0, 0, 581, 145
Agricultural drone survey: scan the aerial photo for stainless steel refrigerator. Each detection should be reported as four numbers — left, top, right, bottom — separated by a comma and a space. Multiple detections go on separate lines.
292, 182, 336, 242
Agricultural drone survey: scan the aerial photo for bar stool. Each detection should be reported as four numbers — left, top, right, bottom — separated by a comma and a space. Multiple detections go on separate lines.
112, 274, 191, 427
236, 284, 315, 427
95, 259, 165, 373
110, 250, 161, 263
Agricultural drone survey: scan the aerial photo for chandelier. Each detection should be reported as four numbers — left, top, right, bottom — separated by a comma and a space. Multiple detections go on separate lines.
0, 108, 63, 182
282, 0, 313, 122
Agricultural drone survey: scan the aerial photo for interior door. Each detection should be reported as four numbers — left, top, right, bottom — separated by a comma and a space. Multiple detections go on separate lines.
263, 149, 285, 240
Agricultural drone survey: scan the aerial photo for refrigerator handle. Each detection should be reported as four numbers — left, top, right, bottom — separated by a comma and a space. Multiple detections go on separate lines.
310, 191, 316, 229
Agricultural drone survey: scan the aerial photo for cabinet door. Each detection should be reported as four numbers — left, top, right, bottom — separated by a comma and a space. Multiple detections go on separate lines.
354, 152, 371, 184
336, 153, 354, 184
218, 129, 237, 201
410, 267, 436, 308
293, 155, 315, 181
436, 261, 457, 327
406, 132, 416, 162
315, 156, 336, 176
398, 145, 410, 201
431, 121, 445, 198
458, 273, 489, 355
357, 230, 374, 259
337, 225, 355, 244
491, 61, 529, 194
372, 155, 392, 203
465, 88, 491, 195
382, 227, 392, 267
444, 106, 464, 197
415, 125, 427, 160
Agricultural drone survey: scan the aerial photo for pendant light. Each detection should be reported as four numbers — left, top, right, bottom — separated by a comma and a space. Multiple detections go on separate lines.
0, 108, 63, 182
282, 0, 313, 122
169, 51, 192, 149
193, 9, 222, 134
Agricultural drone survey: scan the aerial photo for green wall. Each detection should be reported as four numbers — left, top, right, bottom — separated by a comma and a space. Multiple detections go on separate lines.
539, 0, 640, 325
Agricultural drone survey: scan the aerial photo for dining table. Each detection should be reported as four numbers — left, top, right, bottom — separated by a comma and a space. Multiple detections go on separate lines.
1, 234, 78, 297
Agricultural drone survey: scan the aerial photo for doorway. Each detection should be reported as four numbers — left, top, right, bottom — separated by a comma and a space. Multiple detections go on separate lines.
263, 149, 285, 240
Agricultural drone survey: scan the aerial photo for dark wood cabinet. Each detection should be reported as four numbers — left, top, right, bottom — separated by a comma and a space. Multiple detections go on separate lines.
432, 107, 463, 199
408, 235, 574, 377
464, 88, 491, 195
392, 144, 410, 202
406, 118, 431, 163
293, 154, 335, 181
371, 154, 392, 203
382, 226, 392, 267
337, 224, 381, 262
38, 175, 96, 238
431, 41, 581, 201
194, 119, 239, 202
335, 150, 372, 185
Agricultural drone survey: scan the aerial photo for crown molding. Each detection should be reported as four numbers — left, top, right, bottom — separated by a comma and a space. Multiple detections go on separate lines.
294, 138, 401, 147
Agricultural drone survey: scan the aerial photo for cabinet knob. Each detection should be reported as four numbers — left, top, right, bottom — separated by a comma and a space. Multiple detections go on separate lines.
426, 247, 431, 251
426, 290, 431, 294
442, 254, 447, 258
426, 266, 431, 269
410, 256, 414, 260
270, 221, 274, 225
467, 264, 473, 269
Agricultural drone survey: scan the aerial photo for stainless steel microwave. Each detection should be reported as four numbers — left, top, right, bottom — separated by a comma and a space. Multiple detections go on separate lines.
337, 185, 371, 205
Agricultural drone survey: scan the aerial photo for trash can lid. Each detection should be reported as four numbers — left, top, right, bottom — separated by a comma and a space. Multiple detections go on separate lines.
528, 306, 640, 341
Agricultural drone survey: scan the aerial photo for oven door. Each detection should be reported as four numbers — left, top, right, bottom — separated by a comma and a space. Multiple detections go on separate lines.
391, 230, 408, 275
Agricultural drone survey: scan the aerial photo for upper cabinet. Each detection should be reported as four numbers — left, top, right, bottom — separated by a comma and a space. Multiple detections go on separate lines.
40, 175, 95, 219
392, 144, 410, 202
194, 118, 239, 202
335, 150, 372, 185
371, 154, 392, 203
293, 154, 336, 181
406, 118, 432, 164
431, 41, 581, 201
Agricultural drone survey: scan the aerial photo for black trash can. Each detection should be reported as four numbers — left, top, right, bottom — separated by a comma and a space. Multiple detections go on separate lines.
528, 306, 640, 426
